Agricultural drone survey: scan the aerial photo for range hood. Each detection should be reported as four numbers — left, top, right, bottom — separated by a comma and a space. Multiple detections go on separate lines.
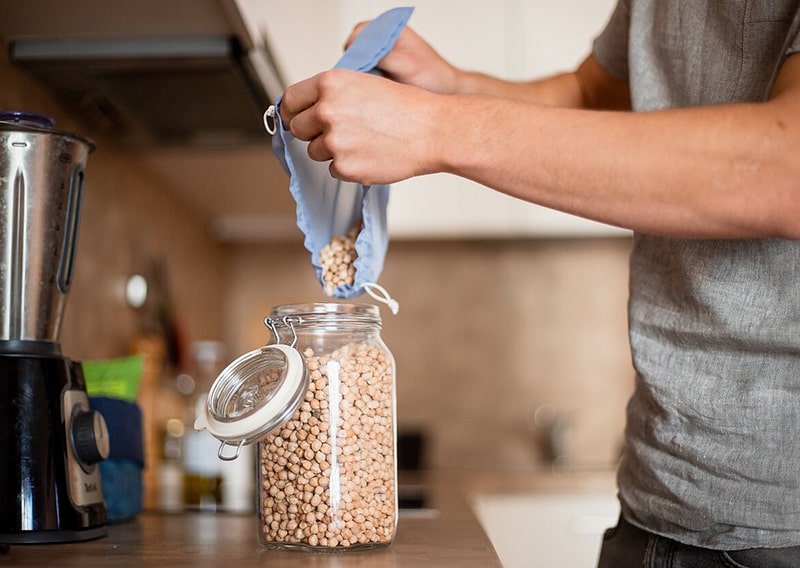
10, 35, 281, 148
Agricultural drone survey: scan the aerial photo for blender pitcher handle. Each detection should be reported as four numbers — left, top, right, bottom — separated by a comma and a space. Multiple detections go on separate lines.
57, 166, 85, 294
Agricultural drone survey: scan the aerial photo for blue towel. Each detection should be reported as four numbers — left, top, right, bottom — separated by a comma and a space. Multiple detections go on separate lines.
99, 459, 143, 522
90, 396, 145, 467
271, 7, 414, 299
90, 397, 145, 522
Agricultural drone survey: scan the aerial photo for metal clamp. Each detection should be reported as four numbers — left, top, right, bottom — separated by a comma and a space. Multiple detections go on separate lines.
263, 316, 302, 348
217, 439, 245, 462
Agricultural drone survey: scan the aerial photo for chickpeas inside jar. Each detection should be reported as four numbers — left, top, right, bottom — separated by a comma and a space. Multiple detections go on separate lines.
258, 303, 397, 551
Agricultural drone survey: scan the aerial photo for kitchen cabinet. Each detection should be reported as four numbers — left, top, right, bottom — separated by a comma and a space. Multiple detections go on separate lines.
470, 469, 618, 568
237, 0, 628, 239
474, 491, 619, 567
389, 175, 628, 239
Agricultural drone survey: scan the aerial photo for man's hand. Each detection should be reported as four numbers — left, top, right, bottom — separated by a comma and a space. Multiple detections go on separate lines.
280, 69, 440, 185
344, 25, 461, 94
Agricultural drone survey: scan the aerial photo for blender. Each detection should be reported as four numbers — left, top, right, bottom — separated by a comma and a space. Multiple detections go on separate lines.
0, 111, 109, 544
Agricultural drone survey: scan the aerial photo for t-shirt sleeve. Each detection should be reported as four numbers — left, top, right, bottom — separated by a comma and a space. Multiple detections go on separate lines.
592, 0, 631, 81
789, 11, 800, 55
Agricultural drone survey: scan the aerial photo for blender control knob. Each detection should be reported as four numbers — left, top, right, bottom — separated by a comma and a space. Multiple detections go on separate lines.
72, 410, 111, 466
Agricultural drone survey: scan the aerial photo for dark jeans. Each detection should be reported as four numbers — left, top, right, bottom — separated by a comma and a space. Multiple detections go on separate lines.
597, 516, 800, 568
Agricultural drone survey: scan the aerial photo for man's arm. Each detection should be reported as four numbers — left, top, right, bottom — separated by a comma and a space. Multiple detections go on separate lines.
345, 25, 629, 110
282, 42, 799, 239
442, 55, 630, 110
432, 53, 800, 239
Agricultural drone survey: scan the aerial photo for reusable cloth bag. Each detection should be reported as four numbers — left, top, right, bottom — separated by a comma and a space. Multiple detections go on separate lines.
267, 7, 414, 301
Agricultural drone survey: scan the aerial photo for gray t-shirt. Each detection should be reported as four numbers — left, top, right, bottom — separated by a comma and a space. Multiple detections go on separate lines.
593, 0, 800, 550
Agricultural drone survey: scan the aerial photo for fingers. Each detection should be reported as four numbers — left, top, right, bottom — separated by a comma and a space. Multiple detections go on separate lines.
306, 134, 333, 163
281, 72, 337, 164
285, 105, 322, 144
279, 74, 322, 128
282, 70, 359, 144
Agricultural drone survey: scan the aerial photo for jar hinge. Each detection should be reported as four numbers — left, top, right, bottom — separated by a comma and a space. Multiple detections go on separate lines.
263, 316, 302, 348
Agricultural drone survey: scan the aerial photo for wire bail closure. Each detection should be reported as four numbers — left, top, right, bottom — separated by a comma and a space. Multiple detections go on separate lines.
264, 315, 302, 348
217, 439, 245, 462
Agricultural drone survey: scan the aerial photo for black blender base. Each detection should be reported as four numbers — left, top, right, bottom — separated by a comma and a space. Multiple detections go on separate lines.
0, 525, 107, 545
0, 351, 108, 546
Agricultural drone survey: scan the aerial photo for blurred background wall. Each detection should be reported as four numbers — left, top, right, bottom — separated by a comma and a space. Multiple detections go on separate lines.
2, 36, 633, 490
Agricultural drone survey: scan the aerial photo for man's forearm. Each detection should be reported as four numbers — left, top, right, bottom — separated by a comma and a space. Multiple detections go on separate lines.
453, 69, 587, 108
430, 94, 800, 239
451, 55, 631, 110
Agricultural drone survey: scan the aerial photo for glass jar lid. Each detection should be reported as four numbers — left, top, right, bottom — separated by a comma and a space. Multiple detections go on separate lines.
194, 343, 308, 460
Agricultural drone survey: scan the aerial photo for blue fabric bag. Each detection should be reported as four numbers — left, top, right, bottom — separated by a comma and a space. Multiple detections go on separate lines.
266, 7, 413, 301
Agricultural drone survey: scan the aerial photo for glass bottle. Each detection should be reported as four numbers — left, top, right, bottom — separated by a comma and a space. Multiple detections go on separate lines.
182, 341, 226, 511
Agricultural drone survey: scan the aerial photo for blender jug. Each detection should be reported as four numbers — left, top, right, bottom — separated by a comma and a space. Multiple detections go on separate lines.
0, 110, 92, 345
0, 111, 109, 544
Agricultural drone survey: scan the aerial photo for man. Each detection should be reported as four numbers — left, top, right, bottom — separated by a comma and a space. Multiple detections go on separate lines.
280, 1, 800, 565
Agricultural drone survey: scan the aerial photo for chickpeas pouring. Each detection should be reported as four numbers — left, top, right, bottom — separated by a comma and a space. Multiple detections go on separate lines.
320, 224, 360, 296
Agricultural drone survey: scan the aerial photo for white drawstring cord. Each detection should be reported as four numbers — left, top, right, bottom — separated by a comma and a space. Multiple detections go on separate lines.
363, 283, 399, 315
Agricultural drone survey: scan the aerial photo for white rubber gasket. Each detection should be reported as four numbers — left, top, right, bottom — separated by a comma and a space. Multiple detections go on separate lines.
194, 344, 307, 445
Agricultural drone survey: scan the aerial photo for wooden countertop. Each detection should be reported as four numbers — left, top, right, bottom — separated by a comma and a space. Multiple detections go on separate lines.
0, 472, 504, 568
0, 469, 616, 567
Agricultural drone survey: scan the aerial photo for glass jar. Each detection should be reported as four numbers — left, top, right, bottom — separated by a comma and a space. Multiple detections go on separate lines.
195, 302, 397, 552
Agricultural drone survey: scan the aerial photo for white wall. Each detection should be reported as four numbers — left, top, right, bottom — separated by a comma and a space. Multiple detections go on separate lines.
241, 0, 617, 82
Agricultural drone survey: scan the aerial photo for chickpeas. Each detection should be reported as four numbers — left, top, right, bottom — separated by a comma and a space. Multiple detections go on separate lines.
259, 342, 396, 550
319, 225, 360, 296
